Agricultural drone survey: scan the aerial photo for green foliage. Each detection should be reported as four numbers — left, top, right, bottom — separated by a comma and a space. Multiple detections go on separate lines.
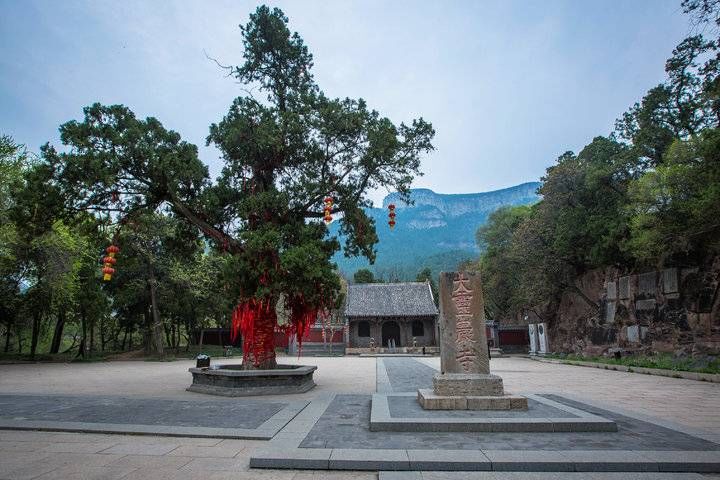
415, 267, 439, 306
477, 206, 532, 318
353, 268, 376, 284
548, 352, 720, 374
626, 130, 720, 263
45, 6, 433, 322
4, 6, 433, 363
477, 5, 720, 322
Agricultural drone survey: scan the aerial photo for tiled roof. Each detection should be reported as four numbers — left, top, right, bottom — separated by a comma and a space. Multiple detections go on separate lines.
345, 282, 438, 317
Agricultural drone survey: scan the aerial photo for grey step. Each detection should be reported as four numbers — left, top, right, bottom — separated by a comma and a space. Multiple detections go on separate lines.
380, 473, 711, 480
250, 448, 720, 473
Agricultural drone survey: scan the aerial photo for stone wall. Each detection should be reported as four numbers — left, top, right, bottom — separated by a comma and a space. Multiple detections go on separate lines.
508, 257, 720, 357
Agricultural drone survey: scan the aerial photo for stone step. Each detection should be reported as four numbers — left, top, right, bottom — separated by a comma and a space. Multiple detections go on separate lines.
250, 448, 720, 473
370, 393, 618, 433
380, 473, 711, 480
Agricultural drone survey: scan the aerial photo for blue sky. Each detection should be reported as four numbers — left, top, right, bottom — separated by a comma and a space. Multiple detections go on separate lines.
0, 0, 690, 205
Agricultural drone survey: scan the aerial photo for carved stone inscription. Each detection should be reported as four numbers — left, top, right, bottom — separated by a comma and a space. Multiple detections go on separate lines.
439, 271, 489, 375
452, 274, 475, 371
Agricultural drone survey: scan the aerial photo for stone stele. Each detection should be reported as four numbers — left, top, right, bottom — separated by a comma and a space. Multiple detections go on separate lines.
418, 271, 527, 410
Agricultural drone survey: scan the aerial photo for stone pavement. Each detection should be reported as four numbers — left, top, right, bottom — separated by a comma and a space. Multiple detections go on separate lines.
417, 356, 720, 436
0, 429, 377, 480
251, 357, 720, 473
0, 393, 285, 428
1, 355, 719, 478
0, 355, 377, 401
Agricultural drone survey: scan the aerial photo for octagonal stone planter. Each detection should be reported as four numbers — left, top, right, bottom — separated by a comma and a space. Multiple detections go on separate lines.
187, 364, 317, 396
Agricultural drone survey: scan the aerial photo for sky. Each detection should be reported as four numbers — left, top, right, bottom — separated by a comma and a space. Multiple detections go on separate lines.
0, 0, 692, 206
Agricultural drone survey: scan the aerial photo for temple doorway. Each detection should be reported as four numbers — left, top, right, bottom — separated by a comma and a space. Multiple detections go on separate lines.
382, 321, 401, 348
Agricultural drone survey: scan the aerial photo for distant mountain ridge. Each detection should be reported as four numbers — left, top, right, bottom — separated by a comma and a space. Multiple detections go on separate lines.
330, 182, 541, 281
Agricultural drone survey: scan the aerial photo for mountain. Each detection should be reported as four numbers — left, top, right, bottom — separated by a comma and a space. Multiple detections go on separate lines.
330, 182, 541, 281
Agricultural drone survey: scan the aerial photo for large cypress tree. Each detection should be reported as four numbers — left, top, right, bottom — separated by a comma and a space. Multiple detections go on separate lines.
45, 6, 434, 368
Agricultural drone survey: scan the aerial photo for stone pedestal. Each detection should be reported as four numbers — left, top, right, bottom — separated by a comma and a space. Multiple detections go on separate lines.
433, 373, 504, 396
419, 272, 527, 410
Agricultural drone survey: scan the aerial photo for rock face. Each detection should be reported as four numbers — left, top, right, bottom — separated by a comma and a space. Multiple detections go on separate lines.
331, 183, 541, 279
512, 257, 720, 358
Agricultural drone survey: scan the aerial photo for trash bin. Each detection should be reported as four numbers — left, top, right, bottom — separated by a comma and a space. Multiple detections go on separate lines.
196, 354, 210, 368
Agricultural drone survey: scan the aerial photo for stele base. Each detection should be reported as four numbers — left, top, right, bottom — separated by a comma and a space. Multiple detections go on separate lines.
418, 373, 528, 410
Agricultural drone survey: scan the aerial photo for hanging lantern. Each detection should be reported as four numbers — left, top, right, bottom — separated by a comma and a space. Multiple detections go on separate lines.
323, 196, 334, 224
102, 266, 115, 281
388, 203, 396, 229
102, 245, 120, 281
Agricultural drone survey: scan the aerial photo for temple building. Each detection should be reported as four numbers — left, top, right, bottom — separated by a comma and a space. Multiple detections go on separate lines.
345, 282, 439, 350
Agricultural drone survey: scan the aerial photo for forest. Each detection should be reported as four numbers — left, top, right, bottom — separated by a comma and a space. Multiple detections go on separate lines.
477, 0, 720, 326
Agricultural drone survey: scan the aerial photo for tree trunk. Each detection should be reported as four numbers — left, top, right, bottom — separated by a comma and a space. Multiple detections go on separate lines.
78, 307, 88, 358
49, 307, 67, 354
121, 325, 128, 350
241, 311, 277, 370
143, 308, 151, 355
4, 322, 11, 353
163, 321, 172, 350
30, 311, 41, 359
100, 315, 106, 352
89, 316, 95, 355
148, 271, 165, 358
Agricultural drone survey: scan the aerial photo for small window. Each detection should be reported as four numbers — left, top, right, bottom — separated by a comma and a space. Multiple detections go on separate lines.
358, 321, 370, 337
412, 320, 424, 337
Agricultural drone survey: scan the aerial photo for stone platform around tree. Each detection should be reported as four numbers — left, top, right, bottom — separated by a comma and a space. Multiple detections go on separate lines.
373, 393, 616, 432
187, 363, 317, 396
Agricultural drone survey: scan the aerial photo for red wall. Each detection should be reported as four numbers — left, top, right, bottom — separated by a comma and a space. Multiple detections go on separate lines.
499, 329, 529, 346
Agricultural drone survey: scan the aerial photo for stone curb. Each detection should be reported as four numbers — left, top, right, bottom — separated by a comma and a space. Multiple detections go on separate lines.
250, 448, 720, 472
530, 357, 720, 383
378, 472, 710, 479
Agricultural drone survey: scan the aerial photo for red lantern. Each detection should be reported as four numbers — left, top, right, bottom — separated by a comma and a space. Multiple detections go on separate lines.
102, 266, 115, 281
323, 196, 334, 224
102, 244, 120, 281
388, 203, 396, 229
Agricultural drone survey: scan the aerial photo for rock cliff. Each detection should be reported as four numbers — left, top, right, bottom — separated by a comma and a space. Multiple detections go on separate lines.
331, 182, 541, 279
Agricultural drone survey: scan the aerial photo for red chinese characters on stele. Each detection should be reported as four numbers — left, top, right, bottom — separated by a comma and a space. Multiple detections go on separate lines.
452, 273, 476, 372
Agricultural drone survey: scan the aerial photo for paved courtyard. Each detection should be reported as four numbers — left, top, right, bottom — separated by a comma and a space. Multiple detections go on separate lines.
0, 355, 718, 479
